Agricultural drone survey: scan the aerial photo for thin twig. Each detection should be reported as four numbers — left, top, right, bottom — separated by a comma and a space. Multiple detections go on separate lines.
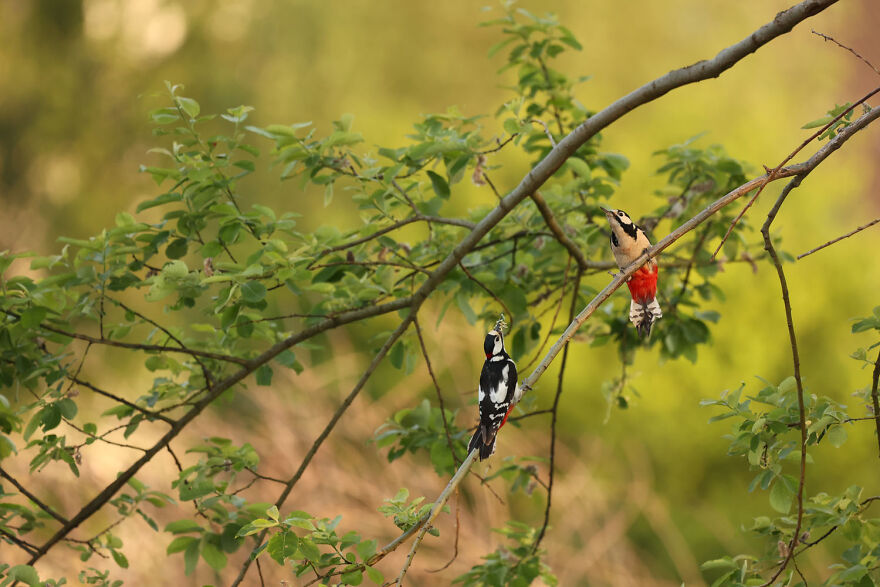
10, 312, 249, 367
0, 467, 69, 524
811, 29, 880, 76
230, 317, 415, 586
871, 348, 880, 459
68, 376, 175, 425
522, 256, 572, 372
758, 175, 809, 587
0, 526, 38, 555
530, 192, 613, 271
712, 84, 880, 259
534, 267, 582, 550
414, 318, 460, 466
796, 216, 880, 259
395, 450, 478, 585
427, 492, 460, 573
457, 262, 513, 327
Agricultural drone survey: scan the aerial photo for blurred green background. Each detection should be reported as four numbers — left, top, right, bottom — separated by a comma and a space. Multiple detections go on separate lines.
2, 1, 879, 585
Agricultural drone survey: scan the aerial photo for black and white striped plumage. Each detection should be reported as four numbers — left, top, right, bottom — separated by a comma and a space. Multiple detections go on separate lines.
468, 327, 519, 461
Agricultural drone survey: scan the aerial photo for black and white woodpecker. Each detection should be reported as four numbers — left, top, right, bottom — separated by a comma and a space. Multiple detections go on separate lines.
602, 207, 662, 337
468, 317, 520, 461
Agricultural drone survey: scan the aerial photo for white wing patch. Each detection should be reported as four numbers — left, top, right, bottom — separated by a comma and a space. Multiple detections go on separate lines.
489, 364, 510, 403
478, 386, 485, 402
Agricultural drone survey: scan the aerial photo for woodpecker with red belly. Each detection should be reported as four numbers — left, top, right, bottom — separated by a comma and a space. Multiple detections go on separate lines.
468, 318, 520, 461
602, 207, 662, 337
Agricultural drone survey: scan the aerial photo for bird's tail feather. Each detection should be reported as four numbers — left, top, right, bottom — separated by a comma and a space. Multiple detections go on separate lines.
468, 426, 496, 461
630, 298, 662, 337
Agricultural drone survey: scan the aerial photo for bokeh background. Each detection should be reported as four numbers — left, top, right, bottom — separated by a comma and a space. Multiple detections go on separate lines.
2, 1, 880, 585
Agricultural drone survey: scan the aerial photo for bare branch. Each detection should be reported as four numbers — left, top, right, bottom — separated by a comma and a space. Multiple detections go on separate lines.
872, 348, 880, 459
812, 29, 880, 76
69, 376, 175, 425
712, 84, 880, 258
16, 313, 250, 367
534, 267, 583, 550
414, 318, 460, 466
0, 467, 69, 524
395, 450, 478, 585
530, 192, 614, 271
796, 216, 880, 259
758, 173, 809, 586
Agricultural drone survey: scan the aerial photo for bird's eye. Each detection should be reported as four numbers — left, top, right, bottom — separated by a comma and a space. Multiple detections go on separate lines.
617, 212, 624, 217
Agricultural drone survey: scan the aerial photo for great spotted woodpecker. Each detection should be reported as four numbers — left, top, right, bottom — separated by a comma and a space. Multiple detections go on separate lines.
468, 318, 519, 461
602, 207, 662, 337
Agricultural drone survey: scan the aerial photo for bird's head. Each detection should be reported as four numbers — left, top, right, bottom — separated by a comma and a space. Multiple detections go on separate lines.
484, 329, 504, 358
601, 206, 639, 249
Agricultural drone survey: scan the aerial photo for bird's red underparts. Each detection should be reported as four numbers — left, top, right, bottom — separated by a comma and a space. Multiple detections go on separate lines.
499, 403, 516, 428
627, 264, 659, 304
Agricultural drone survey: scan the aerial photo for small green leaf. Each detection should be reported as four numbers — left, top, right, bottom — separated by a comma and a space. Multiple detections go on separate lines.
202, 541, 227, 570
167, 536, 199, 554
828, 425, 847, 448
165, 519, 204, 534
6, 565, 40, 586
111, 549, 129, 569
769, 477, 794, 514
365, 566, 384, 585
267, 530, 298, 565
255, 365, 273, 386
183, 539, 200, 575
426, 171, 450, 199
166, 238, 189, 259
177, 97, 201, 119
240, 281, 267, 303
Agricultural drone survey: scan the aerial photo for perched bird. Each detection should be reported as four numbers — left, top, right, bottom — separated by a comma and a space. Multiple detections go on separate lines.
468, 318, 519, 461
602, 207, 662, 337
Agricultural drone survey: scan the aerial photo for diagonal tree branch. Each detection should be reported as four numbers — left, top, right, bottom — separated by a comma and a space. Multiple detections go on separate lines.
0, 467, 69, 525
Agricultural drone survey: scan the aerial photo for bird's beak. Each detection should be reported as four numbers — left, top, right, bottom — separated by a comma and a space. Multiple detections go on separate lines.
600, 206, 614, 219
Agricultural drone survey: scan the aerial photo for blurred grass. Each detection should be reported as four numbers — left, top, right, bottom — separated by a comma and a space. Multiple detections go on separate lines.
2, 0, 879, 585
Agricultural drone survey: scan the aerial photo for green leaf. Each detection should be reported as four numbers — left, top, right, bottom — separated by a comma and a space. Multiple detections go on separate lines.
267, 530, 298, 565
56, 398, 77, 419
201, 541, 227, 570
341, 569, 364, 585
6, 565, 40, 586
111, 549, 129, 569
365, 566, 384, 585
426, 170, 450, 199
183, 539, 200, 575
769, 476, 795, 514
298, 536, 321, 561
255, 365, 273, 386
177, 97, 201, 119
166, 238, 189, 259
240, 281, 267, 304
700, 557, 736, 571
389, 341, 405, 369
827, 425, 847, 448
166, 519, 204, 534
167, 536, 199, 554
